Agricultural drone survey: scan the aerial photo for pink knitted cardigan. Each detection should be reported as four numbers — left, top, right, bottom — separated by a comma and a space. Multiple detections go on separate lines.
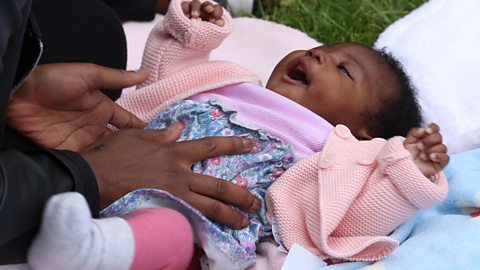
266, 125, 447, 261
116, 0, 448, 262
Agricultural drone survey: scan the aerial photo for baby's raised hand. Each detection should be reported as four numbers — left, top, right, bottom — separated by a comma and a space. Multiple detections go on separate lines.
404, 123, 449, 179
181, 0, 225, 26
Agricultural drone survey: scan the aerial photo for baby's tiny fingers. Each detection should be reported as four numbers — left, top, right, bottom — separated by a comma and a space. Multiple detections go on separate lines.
201, 1, 215, 13
190, 0, 202, 18
215, 18, 225, 26
425, 123, 440, 135
430, 153, 450, 169
425, 143, 448, 156
420, 132, 443, 148
181, 1, 191, 17
211, 4, 224, 19
404, 127, 426, 144
208, 18, 225, 27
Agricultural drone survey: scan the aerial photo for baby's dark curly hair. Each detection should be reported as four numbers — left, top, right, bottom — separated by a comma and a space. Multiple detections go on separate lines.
362, 48, 423, 139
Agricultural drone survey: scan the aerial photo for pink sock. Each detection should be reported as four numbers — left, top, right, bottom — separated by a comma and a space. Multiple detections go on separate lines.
126, 208, 194, 270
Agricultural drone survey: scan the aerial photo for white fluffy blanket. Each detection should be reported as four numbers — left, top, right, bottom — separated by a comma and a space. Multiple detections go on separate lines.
375, 0, 480, 154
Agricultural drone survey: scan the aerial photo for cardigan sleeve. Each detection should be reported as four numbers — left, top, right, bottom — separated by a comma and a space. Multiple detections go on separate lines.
377, 136, 448, 209
115, 0, 241, 121
332, 136, 448, 241
138, 0, 233, 87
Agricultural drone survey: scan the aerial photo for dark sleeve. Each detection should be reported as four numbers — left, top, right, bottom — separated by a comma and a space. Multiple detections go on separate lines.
0, 0, 100, 264
0, 148, 99, 264
102, 0, 157, 22
0, 0, 19, 74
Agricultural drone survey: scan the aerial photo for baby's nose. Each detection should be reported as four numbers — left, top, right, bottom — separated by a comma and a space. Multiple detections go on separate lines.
307, 48, 327, 64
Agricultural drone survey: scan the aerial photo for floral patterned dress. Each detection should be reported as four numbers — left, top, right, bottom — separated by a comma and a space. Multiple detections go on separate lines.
101, 99, 293, 268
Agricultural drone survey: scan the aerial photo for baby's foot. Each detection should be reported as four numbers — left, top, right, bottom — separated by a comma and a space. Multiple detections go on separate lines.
28, 192, 134, 270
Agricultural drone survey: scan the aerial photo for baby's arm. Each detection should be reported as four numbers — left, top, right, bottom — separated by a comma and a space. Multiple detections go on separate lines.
138, 0, 232, 86
404, 123, 449, 179
116, 0, 233, 120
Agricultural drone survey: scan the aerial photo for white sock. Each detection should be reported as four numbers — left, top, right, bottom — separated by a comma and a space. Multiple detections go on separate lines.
27, 192, 135, 270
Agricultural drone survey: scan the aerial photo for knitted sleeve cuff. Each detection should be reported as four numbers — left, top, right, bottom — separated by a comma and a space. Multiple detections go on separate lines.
377, 137, 448, 209
47, 150, 100, 216
163, 0, 232, 50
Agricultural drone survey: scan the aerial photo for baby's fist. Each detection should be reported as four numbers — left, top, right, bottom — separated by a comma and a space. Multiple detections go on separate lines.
404, 123, 449, 179
182, 0, 225, 26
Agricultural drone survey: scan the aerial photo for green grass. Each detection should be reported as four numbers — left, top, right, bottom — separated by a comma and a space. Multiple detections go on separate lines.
257, 0, 426, 46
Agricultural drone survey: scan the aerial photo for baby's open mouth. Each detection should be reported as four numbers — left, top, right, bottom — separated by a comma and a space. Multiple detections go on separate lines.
287, 60, 309, 85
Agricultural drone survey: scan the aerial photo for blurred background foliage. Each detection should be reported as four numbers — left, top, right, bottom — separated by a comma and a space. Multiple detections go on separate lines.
256, 0, 426, 46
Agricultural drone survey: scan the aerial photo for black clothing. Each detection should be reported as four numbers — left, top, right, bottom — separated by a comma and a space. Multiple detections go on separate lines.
32, 0, 129, 100
0, 0, 110, 264
0, 0, 159, 264
29, 0, 159, 101
103, 0, 158, 22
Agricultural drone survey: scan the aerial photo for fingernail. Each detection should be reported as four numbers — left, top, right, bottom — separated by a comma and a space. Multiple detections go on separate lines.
166, 122, 184, 131
128, 68, 147, 73
242, 138, 254, 150
420, 153, 428, 161
249, 198, 261, 213
192, 10, 200, 18
177, 121, 185, 129
430, 153, 438, 161
241, 218, 249, 228
426, 127, 433, 134
417, 142, 424, 150
205, 5, 214, 12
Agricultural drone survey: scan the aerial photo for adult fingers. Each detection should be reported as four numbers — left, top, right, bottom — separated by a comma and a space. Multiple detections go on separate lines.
82, 64, 149, 91
185, 192, 249, 229
175, 136, 254, 163
189, 173, 260, 213
109, 100, 147, 130
133, 123, 184, 143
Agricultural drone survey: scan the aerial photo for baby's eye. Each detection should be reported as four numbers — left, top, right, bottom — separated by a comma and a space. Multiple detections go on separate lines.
338, 65, 352, 80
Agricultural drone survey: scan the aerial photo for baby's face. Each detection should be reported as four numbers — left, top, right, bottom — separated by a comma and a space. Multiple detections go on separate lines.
266, 43, 394, 139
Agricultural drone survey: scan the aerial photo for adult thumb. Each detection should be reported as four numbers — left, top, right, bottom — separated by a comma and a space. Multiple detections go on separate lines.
85, 64, 150, 90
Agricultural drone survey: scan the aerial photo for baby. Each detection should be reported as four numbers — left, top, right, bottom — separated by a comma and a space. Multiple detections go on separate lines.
27, 0, 449, 269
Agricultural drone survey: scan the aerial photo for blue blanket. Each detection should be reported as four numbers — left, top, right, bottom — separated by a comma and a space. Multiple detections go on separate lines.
323, 149, 480, 270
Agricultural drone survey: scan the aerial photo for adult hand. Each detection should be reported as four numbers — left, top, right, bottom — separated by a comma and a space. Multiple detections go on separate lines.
80, 123, 261, 229
404, 123, 449, 178
7, 63, 148, 151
